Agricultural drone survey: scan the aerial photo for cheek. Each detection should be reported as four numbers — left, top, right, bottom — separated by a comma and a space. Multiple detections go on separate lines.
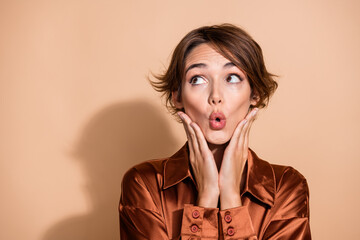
233, 102, 250, 119
183, 97, 202, 116
181, 91, 207, 119
227, 92, 252, 118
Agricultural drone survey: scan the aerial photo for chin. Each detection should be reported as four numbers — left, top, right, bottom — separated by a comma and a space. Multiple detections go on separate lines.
205, 133, 231, 145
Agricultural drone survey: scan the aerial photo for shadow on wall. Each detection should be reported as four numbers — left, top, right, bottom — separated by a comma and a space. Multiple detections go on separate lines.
42, 100, 179, 240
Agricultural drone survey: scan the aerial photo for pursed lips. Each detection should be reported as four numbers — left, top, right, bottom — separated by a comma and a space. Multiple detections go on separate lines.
209, 112, 226, 130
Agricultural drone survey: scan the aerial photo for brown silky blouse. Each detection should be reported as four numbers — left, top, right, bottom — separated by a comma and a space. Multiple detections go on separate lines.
119, 143, 311, 239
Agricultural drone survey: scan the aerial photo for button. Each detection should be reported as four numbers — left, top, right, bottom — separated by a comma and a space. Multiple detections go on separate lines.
190, 224, 199, 233
227, 226, 235, 236
192, 210, 200, 219
224, 214, 232, 223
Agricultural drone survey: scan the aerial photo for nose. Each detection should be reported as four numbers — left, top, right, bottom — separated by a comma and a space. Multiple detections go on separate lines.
208, 82, 223, 105
210, 96, 222, 104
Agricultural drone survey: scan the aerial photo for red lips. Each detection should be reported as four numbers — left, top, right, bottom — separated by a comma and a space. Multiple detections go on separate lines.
209, 112, 226, 130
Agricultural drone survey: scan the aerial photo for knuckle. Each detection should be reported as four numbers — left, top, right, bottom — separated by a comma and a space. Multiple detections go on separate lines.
189, 132, 196, 139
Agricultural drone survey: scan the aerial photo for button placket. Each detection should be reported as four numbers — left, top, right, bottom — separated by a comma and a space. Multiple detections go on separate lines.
227, 226, 235, 236
182, 205, 204, 237
221, 210, 236, 238
190, 224, 199, 233
224, 213, 232, 223
192, 210, 200, 219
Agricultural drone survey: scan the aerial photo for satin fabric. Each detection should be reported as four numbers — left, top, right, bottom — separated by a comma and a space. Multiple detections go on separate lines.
119, 143, 311, 239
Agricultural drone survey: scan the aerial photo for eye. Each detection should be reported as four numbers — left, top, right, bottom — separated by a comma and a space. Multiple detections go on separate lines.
189, 76, 207, 85
226, 74, 242, 83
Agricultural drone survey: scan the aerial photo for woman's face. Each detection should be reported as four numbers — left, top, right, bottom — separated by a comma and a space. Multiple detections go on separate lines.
173, 43, 257, 145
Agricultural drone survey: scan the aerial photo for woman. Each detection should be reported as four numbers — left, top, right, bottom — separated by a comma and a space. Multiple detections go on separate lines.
119, 24, 311, 239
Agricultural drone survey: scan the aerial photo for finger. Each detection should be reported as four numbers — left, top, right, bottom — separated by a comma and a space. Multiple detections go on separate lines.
230, 108, 257, 152
240, 108, 258, 152
243, 114, 256, 152
227, 118, 248, 150
245, 107, 259, 121
178, 112, 195, 156
180, 112, 200, 152
232, 108, 258, 146
177, 111, 200, 161
190, 122, 212, 159
243, 109, 257, 136
177, 112, 193, 144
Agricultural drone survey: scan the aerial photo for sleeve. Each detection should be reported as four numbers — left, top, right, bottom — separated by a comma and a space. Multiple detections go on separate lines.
216, 168, 311, 240
119, 167, 221, 240
119, 167, 170, 240
219, 206, 257, 239
181, 204, 219, 239
262, 169, 311, 240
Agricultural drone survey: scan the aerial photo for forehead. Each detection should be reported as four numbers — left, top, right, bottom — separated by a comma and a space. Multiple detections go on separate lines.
185, 43, 230, 68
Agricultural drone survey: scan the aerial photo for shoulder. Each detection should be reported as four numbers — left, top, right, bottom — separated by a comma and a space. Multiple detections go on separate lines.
120, 158, 168, 208
124, 158, 167, 177
271, 164, 308, 194
270, 163, 309, 219
250, 149, 309, 219
249, 149, 309, 195
122, 158, 168, 189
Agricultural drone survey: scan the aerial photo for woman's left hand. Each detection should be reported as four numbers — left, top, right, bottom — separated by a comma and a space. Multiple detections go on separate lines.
218, 108, 258, 210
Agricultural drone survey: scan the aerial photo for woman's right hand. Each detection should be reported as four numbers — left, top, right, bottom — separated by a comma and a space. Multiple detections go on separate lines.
178, 111, 220, 208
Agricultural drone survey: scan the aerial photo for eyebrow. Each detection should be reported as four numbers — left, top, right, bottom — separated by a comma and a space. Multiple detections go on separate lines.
185, 63, 206, 74
185, 62, 236, 74
224, 62, 236, 68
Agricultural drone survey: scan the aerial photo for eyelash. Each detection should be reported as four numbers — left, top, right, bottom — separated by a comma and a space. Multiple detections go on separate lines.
188, 73, 243, 85
189, 73, 243, 83
226, 73, 243, 82
189, 75, 206, 85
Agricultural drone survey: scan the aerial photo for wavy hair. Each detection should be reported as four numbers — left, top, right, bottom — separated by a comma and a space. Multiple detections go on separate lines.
150, 24, 278, 117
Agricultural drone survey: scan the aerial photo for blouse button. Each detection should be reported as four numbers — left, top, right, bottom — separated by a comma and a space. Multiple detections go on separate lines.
190, 224, 199, 233
192, 210, 200, 219
224, 213, 232, 223
227, 226, 235, 236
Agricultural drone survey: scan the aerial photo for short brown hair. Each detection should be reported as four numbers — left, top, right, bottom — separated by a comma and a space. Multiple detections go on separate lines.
150, 23, 278, 116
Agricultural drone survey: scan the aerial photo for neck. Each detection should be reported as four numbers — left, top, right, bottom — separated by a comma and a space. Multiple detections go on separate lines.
208, 142, 228, 171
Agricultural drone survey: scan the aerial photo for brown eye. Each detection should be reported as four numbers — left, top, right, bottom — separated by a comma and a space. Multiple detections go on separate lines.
189, 76, 207, 85
226, 74, 242, 83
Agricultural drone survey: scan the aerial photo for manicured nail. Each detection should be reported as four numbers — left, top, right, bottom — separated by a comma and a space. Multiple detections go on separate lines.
177, 112, 184, 120
252, 108, 258, 117
243, 119, 248, 124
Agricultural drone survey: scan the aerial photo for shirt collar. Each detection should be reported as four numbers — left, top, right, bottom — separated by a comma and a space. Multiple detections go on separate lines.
163, 143, 275, 207
163, 143, 192, 189
243, 148, 275, 207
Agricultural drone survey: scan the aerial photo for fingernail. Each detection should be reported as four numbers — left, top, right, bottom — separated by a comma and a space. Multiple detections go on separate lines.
177, 112, 183, 120
252, 108, 258, 117
243, 119, 248, 124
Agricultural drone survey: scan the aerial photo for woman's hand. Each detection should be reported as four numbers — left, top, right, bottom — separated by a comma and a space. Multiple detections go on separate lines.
219, 108, 258, 210
178, 111, 220, 208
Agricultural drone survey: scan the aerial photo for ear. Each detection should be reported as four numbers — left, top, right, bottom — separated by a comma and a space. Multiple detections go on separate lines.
172, 90, 184, 109
250, 91, 260, 106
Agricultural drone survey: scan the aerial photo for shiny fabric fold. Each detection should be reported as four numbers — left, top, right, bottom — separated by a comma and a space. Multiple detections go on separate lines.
119, 143, 311, 239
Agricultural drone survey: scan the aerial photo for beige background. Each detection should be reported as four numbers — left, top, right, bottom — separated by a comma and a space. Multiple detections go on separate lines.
1, 0, 359, 239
